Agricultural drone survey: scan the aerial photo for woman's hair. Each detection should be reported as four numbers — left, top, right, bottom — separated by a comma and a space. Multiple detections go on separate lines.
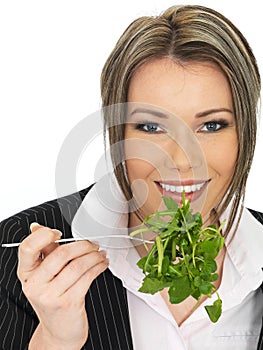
100, 4, 261, 237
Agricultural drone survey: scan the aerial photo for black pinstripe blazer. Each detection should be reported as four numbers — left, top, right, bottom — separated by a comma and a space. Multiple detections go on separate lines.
0, 186, 262, 350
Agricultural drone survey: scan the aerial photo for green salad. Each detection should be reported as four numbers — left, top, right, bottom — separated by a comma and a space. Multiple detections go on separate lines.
130, 193, 225, 323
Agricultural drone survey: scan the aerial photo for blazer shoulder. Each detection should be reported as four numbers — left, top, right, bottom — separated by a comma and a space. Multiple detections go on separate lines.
0, 185, 93, 245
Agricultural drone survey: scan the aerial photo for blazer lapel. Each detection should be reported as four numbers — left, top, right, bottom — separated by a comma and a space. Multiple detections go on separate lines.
248, 209, 263, 350
257, 281, 263, 350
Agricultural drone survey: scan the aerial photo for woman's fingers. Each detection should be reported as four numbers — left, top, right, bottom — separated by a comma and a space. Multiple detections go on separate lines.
34, 241, 100, 283
31, 223, 63, 258
17, 222, 109, 304
17, 225, 62, 279
67, 258, 109, 299
47, 250, 109, 296
29, 223, 61, 258
30, 222, 43, 233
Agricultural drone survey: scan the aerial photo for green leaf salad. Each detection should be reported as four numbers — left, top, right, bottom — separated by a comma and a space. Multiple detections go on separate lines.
130, 193, 225, 323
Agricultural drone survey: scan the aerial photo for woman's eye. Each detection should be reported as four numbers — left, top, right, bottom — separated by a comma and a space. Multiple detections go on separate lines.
200, 120, 228, 132
135, 123, 163, 133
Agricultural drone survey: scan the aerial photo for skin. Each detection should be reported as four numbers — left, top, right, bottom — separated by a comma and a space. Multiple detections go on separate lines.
17, 223, 109, 349
125, 58, 238, 229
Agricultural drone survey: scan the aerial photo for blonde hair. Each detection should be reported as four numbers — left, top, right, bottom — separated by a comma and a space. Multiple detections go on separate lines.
100, 5, 261, 237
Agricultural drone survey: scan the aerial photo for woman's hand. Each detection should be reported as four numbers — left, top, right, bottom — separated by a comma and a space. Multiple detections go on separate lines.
17, 223, 109, 350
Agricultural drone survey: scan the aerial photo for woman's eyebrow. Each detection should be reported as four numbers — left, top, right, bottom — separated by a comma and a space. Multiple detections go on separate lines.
196, 108, 233, 118
128, 107, 233, 119
128, 107, 169, 119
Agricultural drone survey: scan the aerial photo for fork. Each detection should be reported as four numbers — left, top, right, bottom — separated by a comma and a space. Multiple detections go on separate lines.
1, 234, 156, 248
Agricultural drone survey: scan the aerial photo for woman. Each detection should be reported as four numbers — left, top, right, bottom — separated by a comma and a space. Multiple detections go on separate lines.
0, 4, 262, 350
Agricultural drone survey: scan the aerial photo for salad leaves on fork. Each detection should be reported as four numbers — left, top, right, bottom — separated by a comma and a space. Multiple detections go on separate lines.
130, 193, 224, 323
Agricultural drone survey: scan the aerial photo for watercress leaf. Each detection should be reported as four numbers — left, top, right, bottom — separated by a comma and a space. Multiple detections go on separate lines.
168, 264, 183, 277
200, 240, 217, 253
147, 217, 169, 229
142, 256, 158, 274
208, 273, 219, 282
183, 221, 198, 231
162, 196, 179, 210
200, 272, 210, 281
185, 210, 194, 220
191, 267, 200, 277
193, 276, 202, 287
199, 281, 213, 295
139, 276, 171, 294
204, 250, 217, 259
137, 256, 147, 270
160, 225, 175, 239
205, 298, 222, 323
191, 289, 201, 300
168, 276, 192, 304
179, 238, 188, 247
203, 258, 217, 274
213, 236, 225, 253
193, 213, 203, 227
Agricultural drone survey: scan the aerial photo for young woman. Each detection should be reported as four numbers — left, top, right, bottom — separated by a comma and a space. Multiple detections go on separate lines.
0, 5, 262, 350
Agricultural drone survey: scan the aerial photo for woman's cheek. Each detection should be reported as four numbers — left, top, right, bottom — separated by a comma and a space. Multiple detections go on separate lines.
125, 158, 160, 208
201, 134, 238, 173
125, 159, 155, 184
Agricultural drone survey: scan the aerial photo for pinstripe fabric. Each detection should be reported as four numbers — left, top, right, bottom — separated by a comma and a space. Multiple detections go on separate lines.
0, 186, 133, 350
0, 189, 262, 350
248, 210, 263, 350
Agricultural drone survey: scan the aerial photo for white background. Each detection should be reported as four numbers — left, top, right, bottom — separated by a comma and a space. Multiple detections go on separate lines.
0, 0, 262, 221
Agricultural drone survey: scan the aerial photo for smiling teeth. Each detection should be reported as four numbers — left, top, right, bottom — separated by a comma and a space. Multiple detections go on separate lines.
159, 182, 206, 193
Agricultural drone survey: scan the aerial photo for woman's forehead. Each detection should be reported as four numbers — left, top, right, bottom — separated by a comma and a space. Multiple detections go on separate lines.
127, 58, 233, 120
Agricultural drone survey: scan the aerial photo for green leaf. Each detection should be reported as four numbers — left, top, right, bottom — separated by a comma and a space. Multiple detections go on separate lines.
208, 273, 219, 282
139, 276, 171, 294
199, 281, 213, 295
162, 196, 179, 210
193, 213, 203, 227
137, 256, 147, 270
202, 258, 217, 274
137, 255, 157, 273
182, 220, 197, 232
193, 276, 202, 287
205, 298, 222, 323
200, 240, 217, 258
191, 289, 201, 300
179, 238, 188, 247
147, 217, 169, 229
168, 276, 192, 304
168, 264, 183, 277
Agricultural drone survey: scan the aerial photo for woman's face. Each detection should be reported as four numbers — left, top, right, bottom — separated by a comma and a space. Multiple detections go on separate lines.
124, 58, 238, 224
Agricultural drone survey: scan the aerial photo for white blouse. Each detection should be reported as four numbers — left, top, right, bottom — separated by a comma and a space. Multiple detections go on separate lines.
72, 173, 263, 350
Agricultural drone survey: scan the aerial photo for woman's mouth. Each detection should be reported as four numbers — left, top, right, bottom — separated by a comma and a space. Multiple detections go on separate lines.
155, 180, 210, 203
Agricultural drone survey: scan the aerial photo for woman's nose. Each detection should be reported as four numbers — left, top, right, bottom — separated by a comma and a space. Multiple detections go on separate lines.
164, 134, 206, 176
165, 142, 192, 173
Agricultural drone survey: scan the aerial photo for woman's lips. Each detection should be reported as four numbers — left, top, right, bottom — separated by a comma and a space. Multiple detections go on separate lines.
155, 180, 210, 203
